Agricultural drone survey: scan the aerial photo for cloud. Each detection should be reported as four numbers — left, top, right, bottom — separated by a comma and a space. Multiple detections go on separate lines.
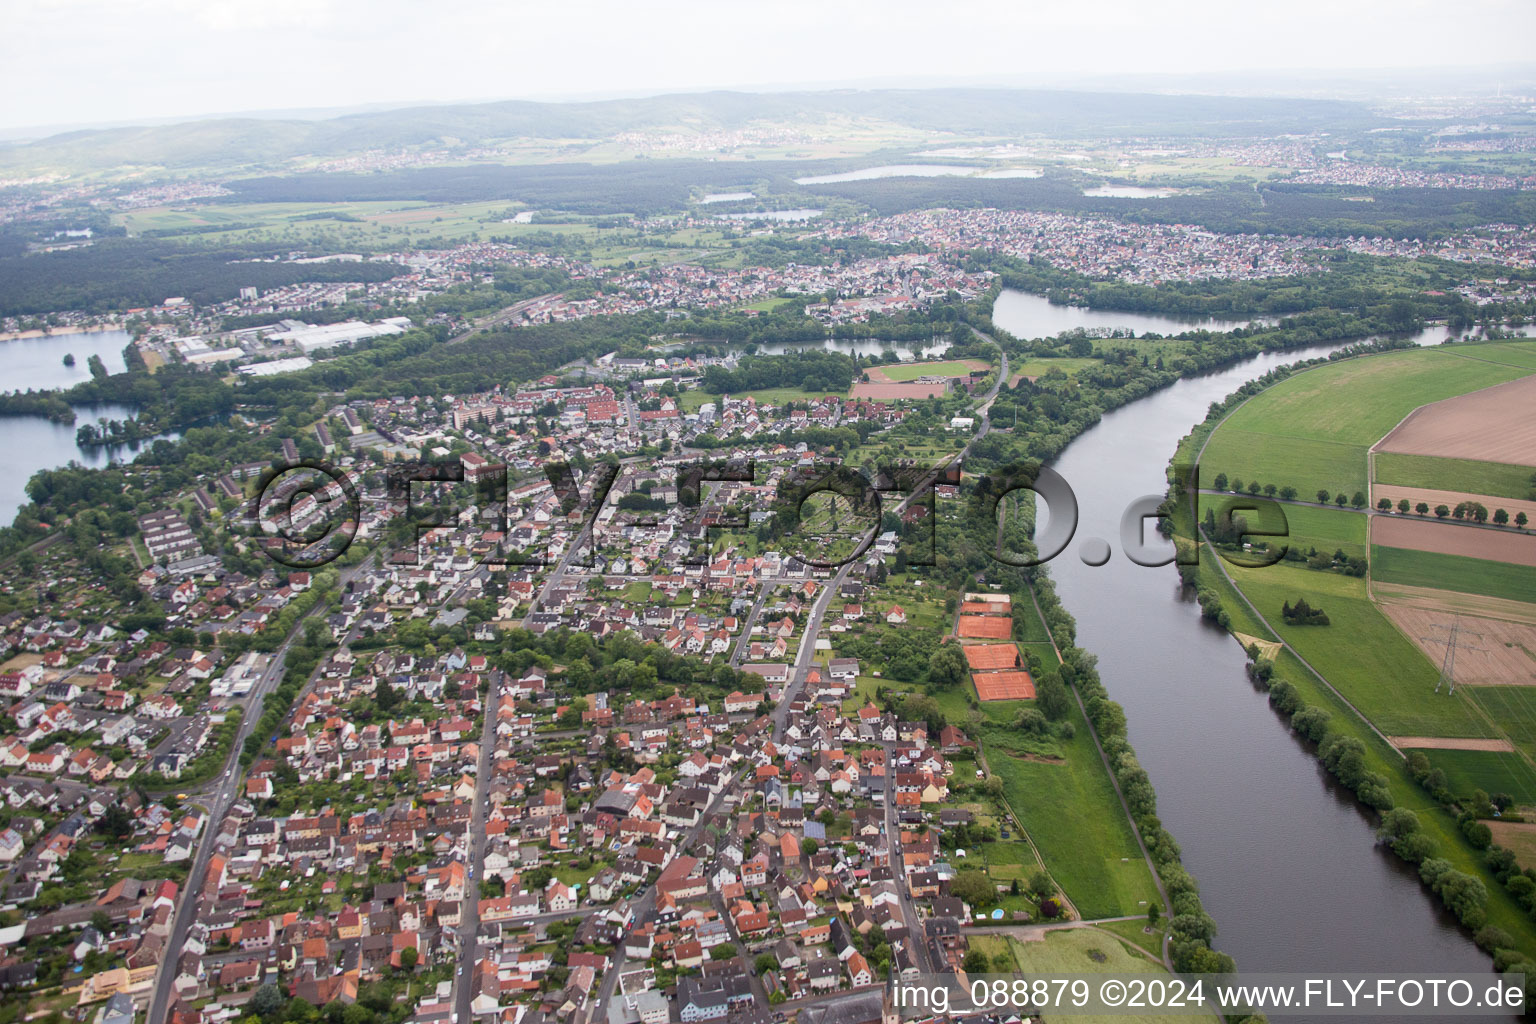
2, 0, 1533, 132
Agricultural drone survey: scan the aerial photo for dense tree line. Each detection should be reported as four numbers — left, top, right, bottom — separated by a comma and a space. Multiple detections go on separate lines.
701, 350, 854, 394
987, 252, 1480, 323
0, 239, 408, 317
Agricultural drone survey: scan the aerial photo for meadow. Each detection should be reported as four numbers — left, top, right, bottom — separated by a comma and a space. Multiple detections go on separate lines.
1374, 452, 1535, 502
1207, 499, 1368, 560
1225, 562, 1494, 738
984, 699, 1161, 920
1200, 346, 1532, 501
1371, 546, 1536, 605
1418, 747, 1536, 807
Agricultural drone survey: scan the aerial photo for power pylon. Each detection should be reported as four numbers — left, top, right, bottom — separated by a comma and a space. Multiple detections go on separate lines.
1422, 617, 1486, 695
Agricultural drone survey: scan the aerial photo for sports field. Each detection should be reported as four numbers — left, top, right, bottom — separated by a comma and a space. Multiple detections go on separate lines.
872, 358, 990, 382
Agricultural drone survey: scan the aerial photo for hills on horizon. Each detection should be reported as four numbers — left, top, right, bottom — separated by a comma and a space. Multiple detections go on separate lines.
0, 86, 1386, 180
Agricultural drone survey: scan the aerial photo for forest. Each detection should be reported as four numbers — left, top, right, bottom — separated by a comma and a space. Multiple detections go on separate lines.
700, 350, 855, 394
0, 237, 408, 317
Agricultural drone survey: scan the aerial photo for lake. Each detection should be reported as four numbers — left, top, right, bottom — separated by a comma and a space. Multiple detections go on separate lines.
0, 330, 175, 525
992, 288, 1257, 339
0, 403, 178, 525
699, 192, 755, 204
1, 329, 132, 392
1083, 185, 1179, 198
794, 164, 980, 185
753, 337, 953, 360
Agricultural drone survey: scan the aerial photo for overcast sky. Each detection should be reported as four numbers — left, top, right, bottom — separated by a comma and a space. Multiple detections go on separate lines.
3, 0, 1534, 134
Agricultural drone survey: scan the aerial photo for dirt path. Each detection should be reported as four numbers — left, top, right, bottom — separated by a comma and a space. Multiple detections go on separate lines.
1389, 736, 1516, 751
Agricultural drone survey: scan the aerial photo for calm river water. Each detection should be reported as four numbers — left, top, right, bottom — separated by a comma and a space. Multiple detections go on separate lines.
1004, 322, 1514, 1018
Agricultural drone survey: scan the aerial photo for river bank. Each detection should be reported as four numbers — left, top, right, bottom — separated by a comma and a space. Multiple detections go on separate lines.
1008, 331, 1521, 1024
1155, 341, 1535, 1010
0, 322, 125, 342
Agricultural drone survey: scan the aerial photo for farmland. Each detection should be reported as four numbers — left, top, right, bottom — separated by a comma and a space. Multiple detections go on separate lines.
1375, 372, 1536, 468
1417, 748, 1536, 807
1372, 546, 1536, 604
1199, 344, 1533, 501
1225, 562, 1494, 738
1374, 452, 1536, 501
1379, 602, 1536, 687
1372, 515, 1536, 568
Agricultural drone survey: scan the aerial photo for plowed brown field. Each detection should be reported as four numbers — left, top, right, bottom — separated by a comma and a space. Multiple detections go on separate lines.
1380, 601, 1536, 686
1373, 515, 1536, 567
1376, 373, 1536, 466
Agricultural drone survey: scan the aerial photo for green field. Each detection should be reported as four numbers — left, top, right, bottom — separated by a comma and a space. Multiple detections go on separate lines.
1010, 357, 1100, 379
115, 197, 735, 259
678, 386, 837, 412
1004, 928, 1166, 975
1459, 341, 1536, 371
1416, 748, 1536, 807
999, 931, 1185, 1024
1374, 452, 1535, 502
985, 704, 1160, 920
1226, 562, 1494, 738
737, 297, 799, 313
1371, 546, 1536, 604
1466, 687, 1536, 764
1208, 499, 1368, 560
880, 359, 986, 382
1200, 346, 1533, 501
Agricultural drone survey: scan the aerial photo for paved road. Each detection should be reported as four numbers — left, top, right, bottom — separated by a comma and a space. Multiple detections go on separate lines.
451, 673, 504, 1021
592, 765, 750, 1023
729, 581, 775, 667
880, 743, 936, 976
143, 554, 376, 1023
445, 294, 564, 346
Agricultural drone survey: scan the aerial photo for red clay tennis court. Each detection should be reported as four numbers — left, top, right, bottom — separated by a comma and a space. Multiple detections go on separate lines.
963, 644, 1021, 671
960, 601, 1008, 615
957, 615, 1013, 639
973, 670, 1035, 701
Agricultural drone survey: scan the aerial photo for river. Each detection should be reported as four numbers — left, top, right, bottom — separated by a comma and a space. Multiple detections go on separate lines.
1037, 338, 1512, 1020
